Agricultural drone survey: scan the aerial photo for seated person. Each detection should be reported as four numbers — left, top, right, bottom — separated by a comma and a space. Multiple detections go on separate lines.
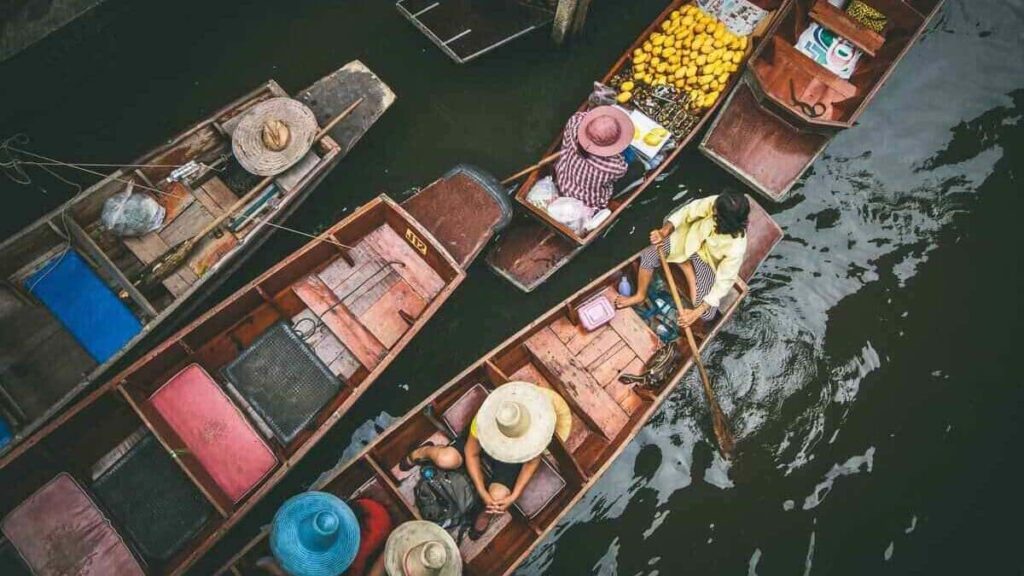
617, 193, 750, 327
401, 381, 571, 539
553, 105, 632, 209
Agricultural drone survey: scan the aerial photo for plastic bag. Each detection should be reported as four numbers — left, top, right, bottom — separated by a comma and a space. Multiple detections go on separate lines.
101, 183, 165, 237
588, 82, 618, 108
795, 23, 862, 79
583, 208, 612, 233
546, 197, 594, 234
526, 176, 559, 209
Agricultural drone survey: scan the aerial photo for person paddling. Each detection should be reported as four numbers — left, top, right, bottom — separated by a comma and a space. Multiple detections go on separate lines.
617, 193, 750, 326
400, 382, 572, 540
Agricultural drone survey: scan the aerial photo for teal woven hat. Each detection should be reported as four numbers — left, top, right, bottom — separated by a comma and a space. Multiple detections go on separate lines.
270, 492, 360, 576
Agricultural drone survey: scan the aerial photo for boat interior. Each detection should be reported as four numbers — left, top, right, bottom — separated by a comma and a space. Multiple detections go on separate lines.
0, 197, 460, 574
223, 199, 783, 576
510, 0, 784, 247
750, 0, 943, 127
0, 80, 341, 459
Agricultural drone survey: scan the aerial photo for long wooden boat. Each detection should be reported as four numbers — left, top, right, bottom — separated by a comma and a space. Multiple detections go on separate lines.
0, 60, 395, 461
219, 197, 782, 576
699, 0, 943, 201
486, 0, 787, 292
0, 165, 511, 576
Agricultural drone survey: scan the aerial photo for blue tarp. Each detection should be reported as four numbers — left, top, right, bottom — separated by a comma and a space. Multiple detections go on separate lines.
26, 250, 143, 364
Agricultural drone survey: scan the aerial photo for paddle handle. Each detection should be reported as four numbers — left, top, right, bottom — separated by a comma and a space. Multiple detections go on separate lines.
501, 151, 563, 185
657, 250, 736, 458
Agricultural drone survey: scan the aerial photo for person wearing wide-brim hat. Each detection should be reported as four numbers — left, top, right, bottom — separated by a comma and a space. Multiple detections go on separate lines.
257, 491, 361, 576
382, 520, 462, 576
232, 97, 320, 177
400, 382, 572, 540
552, 105, 633, 210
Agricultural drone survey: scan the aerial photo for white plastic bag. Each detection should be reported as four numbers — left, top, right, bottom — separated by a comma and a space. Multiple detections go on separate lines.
101, 183, 165, 237
526, 176, 559, 209
583, 208, 612, 233
546, 197, 594, 234
795, 23, 862, 79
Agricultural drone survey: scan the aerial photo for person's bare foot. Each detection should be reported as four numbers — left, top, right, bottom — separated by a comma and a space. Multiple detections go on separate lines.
615, 294, 644, 309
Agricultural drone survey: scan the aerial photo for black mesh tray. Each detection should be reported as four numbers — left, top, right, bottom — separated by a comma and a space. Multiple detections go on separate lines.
91, 433, 214, 563
222, 322, 342, 445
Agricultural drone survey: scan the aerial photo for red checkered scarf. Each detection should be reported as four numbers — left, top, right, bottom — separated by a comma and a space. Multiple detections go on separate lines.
554, 112, 628, 209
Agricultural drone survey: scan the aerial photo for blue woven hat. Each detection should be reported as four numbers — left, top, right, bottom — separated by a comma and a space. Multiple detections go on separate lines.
270, 492, 360, 576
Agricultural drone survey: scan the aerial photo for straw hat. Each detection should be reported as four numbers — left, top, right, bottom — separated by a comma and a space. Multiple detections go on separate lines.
270, 492, 360, 576
576, 106, 633, 157
474, 381, 556, 464
232, 97, 319, 176
384, 521, 462, 576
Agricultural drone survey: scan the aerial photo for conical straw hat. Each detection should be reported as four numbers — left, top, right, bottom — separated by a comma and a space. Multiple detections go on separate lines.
474, 381, 556, 464
232, 97, 318, 176
384, 520, 462, 576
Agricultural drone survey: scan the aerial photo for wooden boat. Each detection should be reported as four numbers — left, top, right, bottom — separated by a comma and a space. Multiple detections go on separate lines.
0, 165, 511, 575
699, 0, 943, 201
486, 0, 787, 292
219, 197, 782, 576
0, 61, 395, 462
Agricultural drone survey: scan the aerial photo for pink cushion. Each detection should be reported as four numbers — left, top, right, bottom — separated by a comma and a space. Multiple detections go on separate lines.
441, 384, 489, 436
2, 473, 144, 576
149, 364, 277, 504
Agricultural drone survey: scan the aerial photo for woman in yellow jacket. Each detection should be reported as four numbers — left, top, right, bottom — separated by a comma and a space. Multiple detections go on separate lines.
617, 193, 749, 326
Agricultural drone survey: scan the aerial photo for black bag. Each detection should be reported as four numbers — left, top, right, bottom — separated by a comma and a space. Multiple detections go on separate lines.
414, 467, 480, 535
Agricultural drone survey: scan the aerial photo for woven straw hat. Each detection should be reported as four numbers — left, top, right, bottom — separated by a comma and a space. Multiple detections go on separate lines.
384, 521, 462, 576
576, 106, 633, 157
475, 381, 556, 464
270, 491, 360, 576
232, 97, 318, 176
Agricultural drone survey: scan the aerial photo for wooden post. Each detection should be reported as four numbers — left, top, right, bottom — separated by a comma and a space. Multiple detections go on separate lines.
571, 0, 592, 35
552, 0, 580, 44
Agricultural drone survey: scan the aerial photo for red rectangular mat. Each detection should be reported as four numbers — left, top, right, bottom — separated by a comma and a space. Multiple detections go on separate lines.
149, 364, 277, 503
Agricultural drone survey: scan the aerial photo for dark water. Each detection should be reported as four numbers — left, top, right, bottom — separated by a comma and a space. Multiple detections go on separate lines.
1, 1, 1021, 574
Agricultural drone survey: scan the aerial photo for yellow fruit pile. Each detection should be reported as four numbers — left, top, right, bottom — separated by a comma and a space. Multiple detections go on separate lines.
619, 4, 750, 111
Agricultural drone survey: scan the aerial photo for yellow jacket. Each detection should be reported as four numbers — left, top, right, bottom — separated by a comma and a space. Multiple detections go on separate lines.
664, 195, 747, 309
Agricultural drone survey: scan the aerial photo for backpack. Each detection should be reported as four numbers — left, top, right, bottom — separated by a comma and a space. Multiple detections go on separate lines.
414, 467, 480, 538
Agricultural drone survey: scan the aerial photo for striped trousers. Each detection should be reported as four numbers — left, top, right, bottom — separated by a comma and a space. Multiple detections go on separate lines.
638, 238, 717, 321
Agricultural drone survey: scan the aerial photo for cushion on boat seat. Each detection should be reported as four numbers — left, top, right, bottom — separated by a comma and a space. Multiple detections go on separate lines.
222, 322, 341, 445
148, 363, 277, 504
25, 250, 142, 363
1, 473, 144, 575
91, 433, 214, 562
440, 383, 489, 436
512, 456, 566, 519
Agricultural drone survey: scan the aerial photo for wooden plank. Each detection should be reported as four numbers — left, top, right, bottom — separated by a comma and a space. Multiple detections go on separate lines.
575, 329, 623, 370
362, 226, 444, 300
292, 275, 386, 370
565, 324, 609, 356
121, 232, 195, 297
508, 362, 552, 388
548, 315, 578, 346
590, 342, 635, 387
316, 244, 376, 294
153, 181, 195, 223
158, 201, 214, 248
186, 233, 239, 278
199, 177, 240, 212
607, 308, 660, 363
192, 185, 227, 217
524, 328, 628, 440
343, 266, 399, 316
359, 280, 427, 348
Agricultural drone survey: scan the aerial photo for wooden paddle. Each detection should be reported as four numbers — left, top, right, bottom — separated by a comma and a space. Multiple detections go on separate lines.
500, 151, 563, 185
657, 250, 736, 458
136, 97, 364, 288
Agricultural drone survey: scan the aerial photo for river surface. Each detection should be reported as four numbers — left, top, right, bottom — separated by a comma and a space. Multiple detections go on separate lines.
1, 0, 1021, 574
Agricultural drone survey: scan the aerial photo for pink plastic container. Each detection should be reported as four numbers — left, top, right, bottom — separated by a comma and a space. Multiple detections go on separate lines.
577, 295, 616, 332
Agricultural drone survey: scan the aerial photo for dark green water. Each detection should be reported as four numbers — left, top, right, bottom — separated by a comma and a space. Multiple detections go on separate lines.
1, 1, 1021, 574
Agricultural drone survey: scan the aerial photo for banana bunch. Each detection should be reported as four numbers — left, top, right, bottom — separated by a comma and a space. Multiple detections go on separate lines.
619, 4, 750, 111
